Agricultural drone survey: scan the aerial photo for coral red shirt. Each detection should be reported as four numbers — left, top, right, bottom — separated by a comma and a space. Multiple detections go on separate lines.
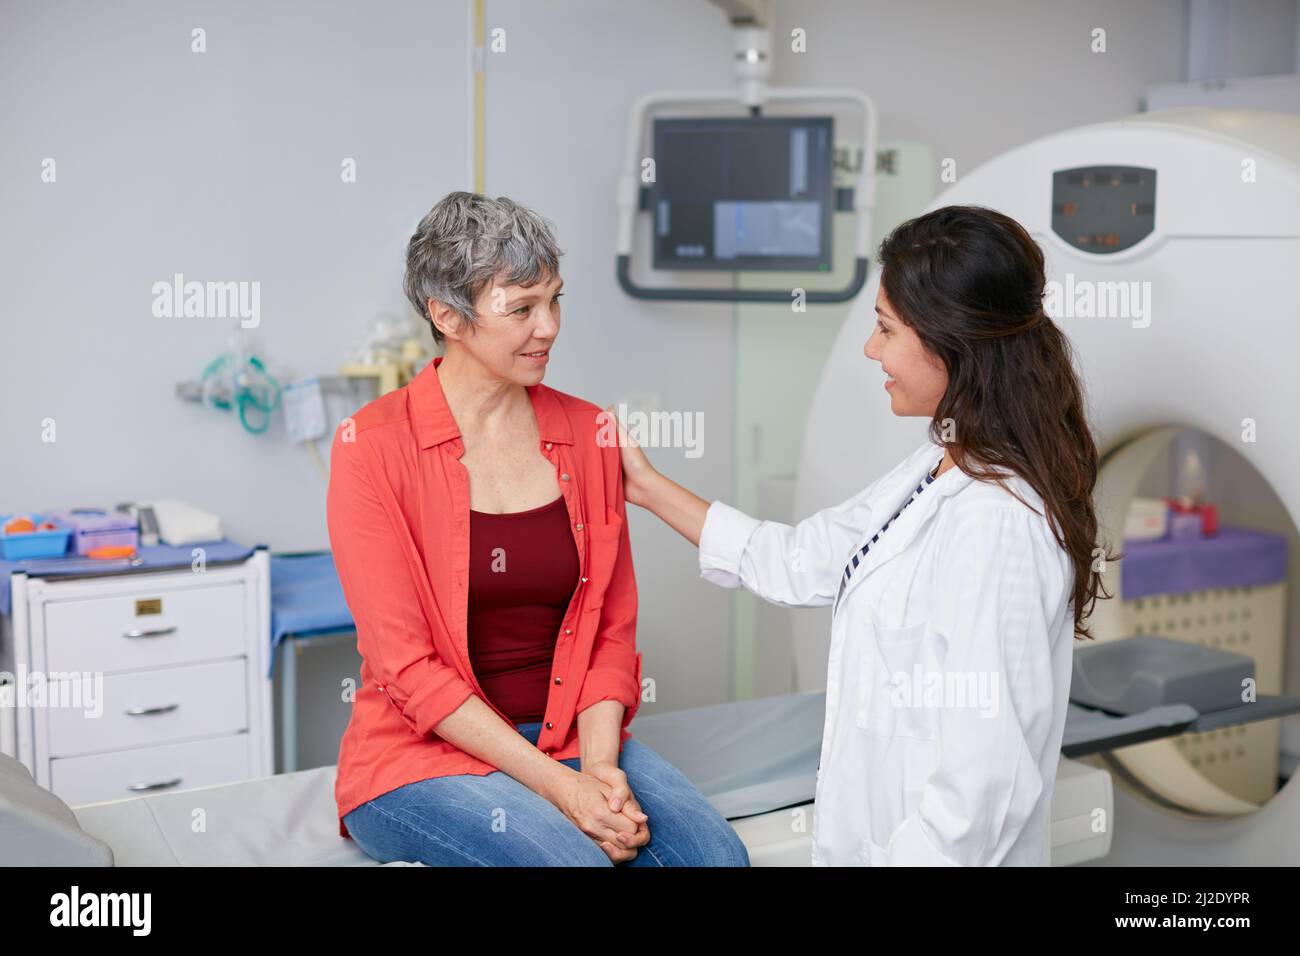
326, 356, 642, 838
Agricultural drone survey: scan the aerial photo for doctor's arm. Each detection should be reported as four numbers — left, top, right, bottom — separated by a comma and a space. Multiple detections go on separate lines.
886, 504, 1064, 867
610, 406, 872, 609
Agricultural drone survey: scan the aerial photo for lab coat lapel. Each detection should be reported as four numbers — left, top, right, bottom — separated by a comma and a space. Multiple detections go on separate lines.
833, 441, 970, 615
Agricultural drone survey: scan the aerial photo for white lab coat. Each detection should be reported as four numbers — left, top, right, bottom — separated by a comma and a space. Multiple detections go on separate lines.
699, 437, 1075, 866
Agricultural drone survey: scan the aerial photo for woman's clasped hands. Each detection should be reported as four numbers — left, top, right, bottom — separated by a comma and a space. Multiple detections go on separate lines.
557, 761, 650, 862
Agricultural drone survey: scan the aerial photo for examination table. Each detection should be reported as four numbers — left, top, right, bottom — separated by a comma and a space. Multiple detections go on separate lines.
2, 691, 827, 866
14, 669, 1227, 866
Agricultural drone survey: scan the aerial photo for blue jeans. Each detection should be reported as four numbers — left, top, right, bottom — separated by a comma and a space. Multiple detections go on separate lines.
343, 722, 750, 866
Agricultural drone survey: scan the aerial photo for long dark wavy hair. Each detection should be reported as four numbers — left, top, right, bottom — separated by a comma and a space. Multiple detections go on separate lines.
876, 204, 1118, 640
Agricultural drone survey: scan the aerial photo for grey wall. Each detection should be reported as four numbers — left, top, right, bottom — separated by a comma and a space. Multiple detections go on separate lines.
0, 0, 468, 543
1184, 0, 1298, 80
774, 0, 1188, 175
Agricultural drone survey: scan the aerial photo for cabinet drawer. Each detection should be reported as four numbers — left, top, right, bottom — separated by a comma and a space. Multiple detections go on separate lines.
43, 582, 246, 674
52, 732, 252, 808
46, 658, 249, 758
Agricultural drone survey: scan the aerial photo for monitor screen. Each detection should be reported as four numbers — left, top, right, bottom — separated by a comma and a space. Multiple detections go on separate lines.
650, 115, 834, 272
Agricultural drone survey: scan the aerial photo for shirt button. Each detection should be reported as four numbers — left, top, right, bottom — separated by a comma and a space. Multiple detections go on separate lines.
545, 721, 553, 730
545, 442, 553, 450
560, 473, 570, 481
554, 677, 563, 685
575, 523, 583, 531
580, 576, 588, 584
565, 627, 572, 635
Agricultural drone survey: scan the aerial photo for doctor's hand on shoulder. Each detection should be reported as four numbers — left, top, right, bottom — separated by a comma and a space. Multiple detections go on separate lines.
603, 405, 655, 506
603, 404, 711, 546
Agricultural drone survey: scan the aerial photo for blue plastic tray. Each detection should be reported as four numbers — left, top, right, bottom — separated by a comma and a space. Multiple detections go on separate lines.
0, 514, 72, 560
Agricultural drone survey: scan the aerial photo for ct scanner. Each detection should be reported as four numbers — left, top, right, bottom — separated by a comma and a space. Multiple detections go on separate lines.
793, 107, 1300, 865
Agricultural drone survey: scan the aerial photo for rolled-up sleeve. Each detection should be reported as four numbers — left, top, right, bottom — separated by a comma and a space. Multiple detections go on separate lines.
574, 483, 641, 728
326, 430, 476, 738
886, 504, 1064, 866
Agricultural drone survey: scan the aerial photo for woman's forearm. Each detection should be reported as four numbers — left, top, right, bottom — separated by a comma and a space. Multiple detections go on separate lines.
577, 699, 624, 769
638, 469, 711, 547
433, 694, 577, 803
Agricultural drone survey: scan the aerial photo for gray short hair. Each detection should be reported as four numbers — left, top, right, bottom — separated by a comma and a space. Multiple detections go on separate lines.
404, 191, 564, 344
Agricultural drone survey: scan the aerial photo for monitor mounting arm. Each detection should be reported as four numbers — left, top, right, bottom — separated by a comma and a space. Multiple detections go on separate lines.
616, 3, 877, 303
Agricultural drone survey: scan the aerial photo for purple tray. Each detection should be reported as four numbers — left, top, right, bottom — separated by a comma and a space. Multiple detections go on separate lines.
1121, 525, 1287, 601
45, 508, 139, 557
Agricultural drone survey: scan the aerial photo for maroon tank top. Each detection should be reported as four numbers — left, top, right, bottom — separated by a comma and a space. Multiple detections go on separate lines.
467, 495, 579, 725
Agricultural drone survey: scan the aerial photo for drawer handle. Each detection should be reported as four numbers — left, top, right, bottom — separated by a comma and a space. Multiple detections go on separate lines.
122, 625, 178, 639
127, 777, 183, 793
124, 703, 180, 716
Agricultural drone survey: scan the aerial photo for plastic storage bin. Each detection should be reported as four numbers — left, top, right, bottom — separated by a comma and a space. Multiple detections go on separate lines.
0, 514, 72, 560
45, 508, 139, 556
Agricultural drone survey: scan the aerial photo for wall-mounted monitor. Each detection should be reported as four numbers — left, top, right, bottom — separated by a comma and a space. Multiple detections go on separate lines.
650, 115, 834, 272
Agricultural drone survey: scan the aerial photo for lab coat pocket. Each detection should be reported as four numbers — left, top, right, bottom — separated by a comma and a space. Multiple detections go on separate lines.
583, 515, 624, 610
856, 617, 941, 742
863, 837, 889, 868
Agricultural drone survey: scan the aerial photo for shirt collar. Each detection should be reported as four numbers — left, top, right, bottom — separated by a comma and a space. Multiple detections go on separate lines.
410, 355, 574, 449
923, 436, 974, 498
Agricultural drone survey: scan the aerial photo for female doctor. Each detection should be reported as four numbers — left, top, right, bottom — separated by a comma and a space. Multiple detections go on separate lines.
609, 205, 1115, 866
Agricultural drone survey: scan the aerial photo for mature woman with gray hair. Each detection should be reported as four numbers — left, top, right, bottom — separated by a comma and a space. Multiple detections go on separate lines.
326, 190, 748, 866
